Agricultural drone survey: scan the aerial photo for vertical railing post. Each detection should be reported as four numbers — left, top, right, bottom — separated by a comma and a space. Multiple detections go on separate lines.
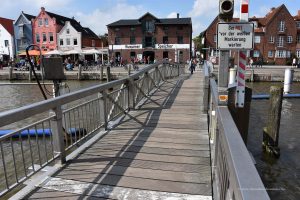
51, 106, 66, 164
102, 91, 108, 130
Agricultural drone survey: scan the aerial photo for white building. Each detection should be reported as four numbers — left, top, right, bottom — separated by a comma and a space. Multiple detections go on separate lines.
0, 18, 15, 61
57, 21, 82, 52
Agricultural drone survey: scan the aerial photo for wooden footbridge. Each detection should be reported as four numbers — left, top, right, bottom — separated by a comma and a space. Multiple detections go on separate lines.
0, 62, 269, 200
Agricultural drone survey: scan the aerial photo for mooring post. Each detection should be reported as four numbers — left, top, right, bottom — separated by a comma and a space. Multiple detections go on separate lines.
8, 66, 13, 80
262, 86, 283, 157
283, 68, 293, 94
29, 65, 32, 81
106, 66, 111, 82
78, 64, 82, 80
100, 65, 104, 80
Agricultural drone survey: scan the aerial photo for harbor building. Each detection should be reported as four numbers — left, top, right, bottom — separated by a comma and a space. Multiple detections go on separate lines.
0, 17, 15, 62
107, 12, 192, 64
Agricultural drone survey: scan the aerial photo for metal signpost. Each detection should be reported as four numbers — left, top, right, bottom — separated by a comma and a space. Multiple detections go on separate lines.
217, 0, 253, 107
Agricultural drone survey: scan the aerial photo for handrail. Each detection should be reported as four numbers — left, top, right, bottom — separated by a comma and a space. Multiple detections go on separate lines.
203, 61, 270, 200
0, 61, 184, 197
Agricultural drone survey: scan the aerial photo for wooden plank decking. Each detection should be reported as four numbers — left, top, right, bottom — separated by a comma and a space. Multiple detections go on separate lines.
26, 69, 212, 200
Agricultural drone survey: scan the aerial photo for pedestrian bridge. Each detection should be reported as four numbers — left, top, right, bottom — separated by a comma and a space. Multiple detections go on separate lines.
0, 62, 269, 199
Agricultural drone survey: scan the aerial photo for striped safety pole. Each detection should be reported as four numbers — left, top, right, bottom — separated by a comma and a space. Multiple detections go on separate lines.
236, 0, 249, 107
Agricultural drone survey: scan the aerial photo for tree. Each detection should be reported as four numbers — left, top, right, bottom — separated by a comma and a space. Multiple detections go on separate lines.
98, 33, 108, 47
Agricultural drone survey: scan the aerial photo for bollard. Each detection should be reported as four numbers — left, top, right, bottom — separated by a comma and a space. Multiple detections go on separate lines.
8, 66, 13, 80
29, 66, 32, 81
283, 68, 293, 94
100, 65, 104, 80
106, 66, 111, 82
228, 67, 236, 86
250, 68, 254, 82
78, 64, 82, 80
128, 64, 131, 76
262, 86, 283, 158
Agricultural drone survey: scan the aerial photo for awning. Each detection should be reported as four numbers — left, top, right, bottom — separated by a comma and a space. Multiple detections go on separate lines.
45, 49, 64, 55
82, 49, 100, 55
19, 50, 46, 56
64, 49, 82, 55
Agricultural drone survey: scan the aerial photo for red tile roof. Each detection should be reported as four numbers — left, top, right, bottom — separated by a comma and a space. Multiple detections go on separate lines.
0, 17, 14, 36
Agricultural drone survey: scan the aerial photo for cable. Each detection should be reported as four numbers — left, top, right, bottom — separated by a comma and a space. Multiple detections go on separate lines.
25, 45, 48, 100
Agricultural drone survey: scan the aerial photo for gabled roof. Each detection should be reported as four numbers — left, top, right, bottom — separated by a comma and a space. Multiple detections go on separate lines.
23, 12, 35, 21
82, 27, 98, 38
0, 17, 14, 36
138, 12, 159, 22
107, 13, 192, 27
263, 4, 287, 26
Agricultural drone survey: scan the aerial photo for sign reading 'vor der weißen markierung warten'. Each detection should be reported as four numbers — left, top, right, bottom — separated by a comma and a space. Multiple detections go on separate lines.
217, 22, 254, 50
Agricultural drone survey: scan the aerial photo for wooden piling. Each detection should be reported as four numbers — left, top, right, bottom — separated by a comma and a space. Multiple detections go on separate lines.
262, 86, 283, 157
100, 66, 104, 80
78, 64, 82, 80
106, 66, 111, 82
8, 66, 13, 80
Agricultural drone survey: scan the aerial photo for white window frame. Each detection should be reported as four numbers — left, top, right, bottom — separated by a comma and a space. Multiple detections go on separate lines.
36, 33, 40, 43
277, 36, 284, 47
286, 51, 291, 58
296, 50, 300, 58
73, 38, 78, 46
268, 36, 274, 43
66, 38, 71, 46
275, 50, 286, 58
59, 39, 63, 46
42, 33, 47, 43
44, 18, 49, 26
254, 36, 261, 43
279, 21, 285, 32
268, 51, 273, 58
297, 34, 300, 43
214, 34, 217, 43
253, 50, 260, 57
287, 36, 293, 43
49, 32, 54, 42
38, 19, 43, 27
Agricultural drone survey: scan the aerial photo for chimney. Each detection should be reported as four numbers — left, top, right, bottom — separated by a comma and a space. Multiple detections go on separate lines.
298, 10, 300, 16
41, 7, 45, 12
177, 13, 179, 18
271, 7, 275, 11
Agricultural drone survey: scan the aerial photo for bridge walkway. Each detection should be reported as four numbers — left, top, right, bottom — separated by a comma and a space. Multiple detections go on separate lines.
25, 69, 212, 200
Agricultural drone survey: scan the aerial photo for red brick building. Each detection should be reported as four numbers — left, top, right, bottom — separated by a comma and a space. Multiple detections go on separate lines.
203, 4, 300, 65
107, 13, 192, 64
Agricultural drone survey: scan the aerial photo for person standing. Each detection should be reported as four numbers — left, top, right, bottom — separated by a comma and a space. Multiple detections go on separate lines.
292, 57, 297, 68
249, 57, 253, 68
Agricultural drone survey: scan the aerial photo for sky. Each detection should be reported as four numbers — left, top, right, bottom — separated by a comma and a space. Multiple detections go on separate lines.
0, 0, 299, 37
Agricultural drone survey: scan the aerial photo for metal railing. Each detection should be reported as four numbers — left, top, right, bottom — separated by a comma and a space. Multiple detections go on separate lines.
203, 61, 270, 200
0, 61, 184, 197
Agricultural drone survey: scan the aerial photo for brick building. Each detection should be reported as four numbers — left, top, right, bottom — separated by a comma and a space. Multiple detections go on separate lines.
107, 13, 192, 64
203, 4, 300, 65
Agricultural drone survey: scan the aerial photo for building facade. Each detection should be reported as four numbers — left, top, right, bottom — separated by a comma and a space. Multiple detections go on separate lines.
57, 21, 82, 52
14, 12, 35, 54
107, 13, 192, 63
0, 17, 15, 62
203, 4, 300, 65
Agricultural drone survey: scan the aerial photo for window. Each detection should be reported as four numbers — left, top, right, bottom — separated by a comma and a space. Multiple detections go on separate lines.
163, 51, 168, 58
177, 36, 183, 44
19, 25, 24, 37
66, 29, 70, 34
253, 50, 260, 57
44, 18, 48, 26
214, 34, 217, 43
42, 33, 47, 42
277, 36, 284, 47
74, 38, 78, 46
163, 26, 168, 31
268, 51, 273, 58
275, 50, 286, 58
268, 36, 274, 43
130, 27, 135, 31
279, 21, 285, 32
36, 34, 40, 43
297, 34, 300, 43
59, 39, 63, 46
38, 18, 43, 26
145, 20, 155, 33
49, 32, 54, 42
130, 36, 136, 44
287, 36, 293, 43
297, 50, 300, 58
163, 36, 168, 44
92, 40, 95, 47
286, 51, 291, 58
254, 36, 261, 43
4, 40, 9, 47
115, 37, 120, 45
297, 21, 300, 29
66, 38, 70, 45
115, 28, 120, 31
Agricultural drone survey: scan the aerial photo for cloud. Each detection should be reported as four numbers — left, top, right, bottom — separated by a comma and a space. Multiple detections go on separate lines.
23, 0, 74, 9
75, 2, 145, 35
167, 12, 178, 18
189, 0, 218, 18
